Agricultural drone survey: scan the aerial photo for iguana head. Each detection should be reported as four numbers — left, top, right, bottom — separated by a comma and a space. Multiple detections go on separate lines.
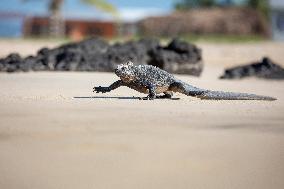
115, 61, 136, 83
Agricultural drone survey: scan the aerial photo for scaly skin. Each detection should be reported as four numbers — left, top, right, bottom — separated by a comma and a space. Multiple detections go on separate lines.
93, 61, 276, 101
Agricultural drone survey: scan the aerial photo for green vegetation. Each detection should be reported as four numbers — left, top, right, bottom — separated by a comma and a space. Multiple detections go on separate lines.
175, 0, 270, 19
83, 0, 118, 17
246, 0, 269, 19
175, 0, 218, 9
110, 34, 267, 44
0, 34, 267, 45
143, 34, 265, 44
179, 34, 267, 43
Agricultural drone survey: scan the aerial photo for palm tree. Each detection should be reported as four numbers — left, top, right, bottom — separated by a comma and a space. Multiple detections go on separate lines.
23, 0, 118, 37
48, 0, 64, 37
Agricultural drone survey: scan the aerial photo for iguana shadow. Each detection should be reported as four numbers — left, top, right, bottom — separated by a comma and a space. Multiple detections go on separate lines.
73, 96, 180, 100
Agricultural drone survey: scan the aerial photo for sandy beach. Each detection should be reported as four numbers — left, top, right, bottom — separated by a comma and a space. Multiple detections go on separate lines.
0, 40, 284, 189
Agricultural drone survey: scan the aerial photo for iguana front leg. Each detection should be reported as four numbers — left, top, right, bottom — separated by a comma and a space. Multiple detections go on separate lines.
140, 84, 156, 100
93, 80, 124, 93
156, 91, 173, 99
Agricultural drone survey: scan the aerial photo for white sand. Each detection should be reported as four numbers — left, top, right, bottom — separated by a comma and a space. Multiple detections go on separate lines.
0, 40, 284, 189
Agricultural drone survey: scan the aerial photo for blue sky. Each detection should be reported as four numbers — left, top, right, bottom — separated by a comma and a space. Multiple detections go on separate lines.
0, 0, 175, 21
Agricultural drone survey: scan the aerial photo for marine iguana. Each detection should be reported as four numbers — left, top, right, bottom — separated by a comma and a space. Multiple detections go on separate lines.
93, 61, 276, 100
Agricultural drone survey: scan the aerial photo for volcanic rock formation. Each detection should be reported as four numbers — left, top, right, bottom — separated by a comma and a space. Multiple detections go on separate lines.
220, 57, 284, 79
0, 38, 203, 76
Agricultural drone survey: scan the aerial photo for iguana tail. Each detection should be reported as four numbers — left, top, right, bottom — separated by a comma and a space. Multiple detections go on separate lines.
194, 90, 276, 100
171, 81, 277, 101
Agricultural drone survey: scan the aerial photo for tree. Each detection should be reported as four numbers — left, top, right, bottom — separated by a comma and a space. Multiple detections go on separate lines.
48, 0, 64, 38
246, 0, 269, 19
174, 0, 269, 19
23, 0, 117, 37
175, 0, 217, 10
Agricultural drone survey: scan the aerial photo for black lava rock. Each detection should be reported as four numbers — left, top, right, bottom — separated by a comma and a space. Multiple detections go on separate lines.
220, 57, 284, 79
0, 37, 203, 76
148, 38, 203, 76
0, 53, 23, 72
106, 38, 160, 70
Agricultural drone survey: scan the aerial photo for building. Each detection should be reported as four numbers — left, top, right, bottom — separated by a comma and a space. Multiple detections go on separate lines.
138, 7, 270, 37
270, 0, 284, 40
23, 16, 117, 40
